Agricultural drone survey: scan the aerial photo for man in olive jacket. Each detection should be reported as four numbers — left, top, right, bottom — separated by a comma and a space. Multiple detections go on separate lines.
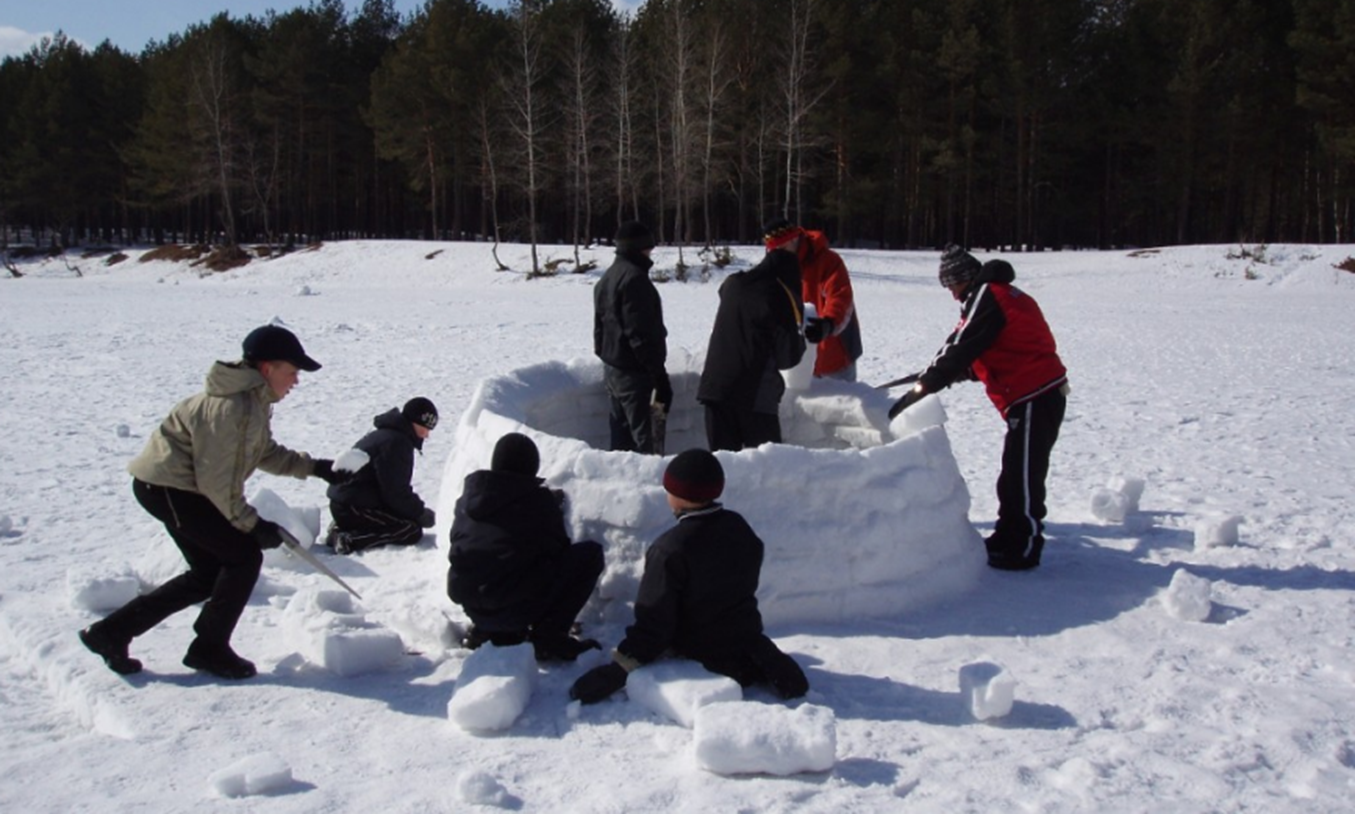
78, 325, 346, 679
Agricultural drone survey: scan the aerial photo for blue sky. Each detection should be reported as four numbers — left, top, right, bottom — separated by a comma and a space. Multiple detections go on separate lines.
0, 0, 639, 59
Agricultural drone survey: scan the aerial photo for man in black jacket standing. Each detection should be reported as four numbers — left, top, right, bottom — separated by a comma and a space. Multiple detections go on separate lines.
696, 238, 806, 451
570, 449, 808, 704
325, 397, 439, 554
594, 221, 670, 453
447, 433, 603, 661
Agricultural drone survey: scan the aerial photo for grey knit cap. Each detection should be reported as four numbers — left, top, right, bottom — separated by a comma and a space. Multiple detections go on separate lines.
938, 244, 981, 288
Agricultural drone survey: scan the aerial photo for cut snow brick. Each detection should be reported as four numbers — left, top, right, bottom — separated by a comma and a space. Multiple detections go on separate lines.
958, 661, 1018, 721
447, 643, 537, 732
1161, 569, 1213, 622
281, 587, 403, 676
693, 701, 837, 776
625, 660, 743, 728
67, 567, 140, 612
208, 752, 293, 798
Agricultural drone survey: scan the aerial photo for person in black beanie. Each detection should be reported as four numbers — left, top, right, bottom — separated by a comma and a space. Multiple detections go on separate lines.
889, 245, 1069, 571
325, 397, 440, 555
570, 449, 808, 704
696, 231, 806, 451
447, 432, 604, 661
594, 220, 670, 453
78, 324, 346, 680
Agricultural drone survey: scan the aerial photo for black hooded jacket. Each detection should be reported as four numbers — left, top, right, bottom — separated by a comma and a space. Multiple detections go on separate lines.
446, 469, 571, 620
617, 505, 767, 665
594, 249, 667, 375
696, 249, 806, 413
327, 408, 426, 520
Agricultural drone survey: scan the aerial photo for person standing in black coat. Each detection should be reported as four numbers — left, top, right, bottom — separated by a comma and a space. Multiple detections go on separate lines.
570, 449, 808, 704
696, 242, 806, 451
594, 220, 671, 453
325, 397, 439, 554
447, 433, 604, 661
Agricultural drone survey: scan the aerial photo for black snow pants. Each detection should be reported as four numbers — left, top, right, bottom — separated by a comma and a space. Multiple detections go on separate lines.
987, 387, 1067, 569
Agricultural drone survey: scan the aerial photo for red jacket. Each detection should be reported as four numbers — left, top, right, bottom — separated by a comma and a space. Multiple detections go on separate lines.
797, 230, 862, 376
918, 259, 1066, 417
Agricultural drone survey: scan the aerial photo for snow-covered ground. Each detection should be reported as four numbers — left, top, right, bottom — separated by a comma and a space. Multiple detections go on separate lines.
1, 238, 1353, 812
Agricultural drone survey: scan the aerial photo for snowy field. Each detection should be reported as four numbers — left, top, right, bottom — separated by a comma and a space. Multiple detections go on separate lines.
1, 238, 1353, 812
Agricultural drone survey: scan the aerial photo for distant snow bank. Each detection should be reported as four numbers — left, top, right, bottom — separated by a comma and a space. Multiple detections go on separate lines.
437, 358, 985, 629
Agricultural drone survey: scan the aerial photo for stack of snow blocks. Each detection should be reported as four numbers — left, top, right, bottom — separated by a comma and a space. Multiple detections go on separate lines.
436, 354, 985, 628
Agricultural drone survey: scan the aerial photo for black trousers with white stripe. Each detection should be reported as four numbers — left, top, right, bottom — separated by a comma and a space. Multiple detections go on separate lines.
988, 387, 1067, 567
329, 502, 424, 552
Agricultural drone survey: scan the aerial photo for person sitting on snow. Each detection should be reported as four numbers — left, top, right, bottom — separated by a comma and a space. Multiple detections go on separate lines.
78, 324, 348, 680
446, 432, 604, 662
569, 449, 808, 704
888, 245, 1069, 571
325, 397, 439, 554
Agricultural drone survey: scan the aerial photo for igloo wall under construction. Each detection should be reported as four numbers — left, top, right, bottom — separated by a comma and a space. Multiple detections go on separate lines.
436, 353, 985, 629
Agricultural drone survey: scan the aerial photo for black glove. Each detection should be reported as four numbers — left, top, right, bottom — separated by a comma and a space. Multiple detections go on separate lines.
652, 371, 673, 412
804, 316, 834, 344
419, 508, 436, 528
569, 662, 628, 704
550, 488, 567, 508
313, 458, 350, 485
252, 519, 286, 550
888, 388, 926, 420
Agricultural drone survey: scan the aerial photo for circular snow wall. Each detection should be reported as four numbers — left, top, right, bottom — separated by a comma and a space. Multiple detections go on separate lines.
437, 353, 985, 629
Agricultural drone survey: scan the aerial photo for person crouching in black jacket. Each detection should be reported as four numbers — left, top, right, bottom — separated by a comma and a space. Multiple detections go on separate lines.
570, 449, 808, 703
326, 397, 439, 554
447, 432, 604, 662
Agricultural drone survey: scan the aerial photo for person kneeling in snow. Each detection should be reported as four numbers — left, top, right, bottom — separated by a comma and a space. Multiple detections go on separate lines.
446, 432, 604, 662
888, 245, 1069, 571
78, 325, 348, 680
325, 397, 439, 554
570, 449, 808, 704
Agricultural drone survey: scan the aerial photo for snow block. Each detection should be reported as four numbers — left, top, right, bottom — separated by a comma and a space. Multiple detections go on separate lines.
1161, 569, 1213, 622
456, 770, 512, 807
438, 359, 984, 629
1193, 514, 1242, 549
66, 567, 140, 612
208, 752, 294, 798
1090, 488, 1130, 523
281, 587, 403, 676
447, 643, 537, 732
334, 447, 370, 473
251, 487, 321, 549
625, 660, 743, 728
958, 661, 1018, 721
693, 701, 837, 776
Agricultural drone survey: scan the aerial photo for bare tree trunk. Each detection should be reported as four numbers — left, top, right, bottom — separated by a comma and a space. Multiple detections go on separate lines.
477, 98, 509, 271
699, 25, 730, 248
502, 1, 548, 276
189, 34, 240, 247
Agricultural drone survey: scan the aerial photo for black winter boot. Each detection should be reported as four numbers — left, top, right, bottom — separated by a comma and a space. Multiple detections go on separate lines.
183, 640, 257, 679
79, 625, 142, 675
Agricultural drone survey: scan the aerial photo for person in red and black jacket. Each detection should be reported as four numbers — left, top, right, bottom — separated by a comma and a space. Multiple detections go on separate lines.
890, 245, 1069, 571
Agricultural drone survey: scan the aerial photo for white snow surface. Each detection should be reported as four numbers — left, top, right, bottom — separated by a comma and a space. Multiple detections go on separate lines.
2, 239, 1354, 811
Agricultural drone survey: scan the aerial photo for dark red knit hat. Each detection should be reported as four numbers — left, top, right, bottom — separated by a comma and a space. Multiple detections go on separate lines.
663, 449, 724, 503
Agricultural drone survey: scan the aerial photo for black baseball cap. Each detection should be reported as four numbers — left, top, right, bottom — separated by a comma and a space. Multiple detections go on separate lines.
241, 325, 321, 371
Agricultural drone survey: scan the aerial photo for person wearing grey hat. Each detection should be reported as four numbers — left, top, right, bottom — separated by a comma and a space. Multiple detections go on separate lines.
594, 220, 671, 454
325, 397, 440, 554
78, 324, 345, 679
888, 248, 1069, 571
570, 448, 808, 705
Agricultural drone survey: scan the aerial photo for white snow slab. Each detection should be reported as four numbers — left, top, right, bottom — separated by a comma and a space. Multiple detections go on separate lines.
334, 447, 370, 473
438, 359, 984, 629
1193, 514, 1242, 549
693, 701, 837, 776
281, 587, 404, 676
251, 487, 321, 548
66, 567, 139, 612
208, 752, 294, 798
1161, 569, 1213, 622
1090, 487, 1130, 523
447, 643, 537, 732
958, 661, 1018, 721
625, 660, 743, 728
